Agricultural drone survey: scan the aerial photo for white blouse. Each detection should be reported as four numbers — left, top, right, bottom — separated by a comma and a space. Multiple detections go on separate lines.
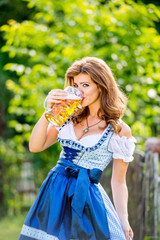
54, 120, 136, 162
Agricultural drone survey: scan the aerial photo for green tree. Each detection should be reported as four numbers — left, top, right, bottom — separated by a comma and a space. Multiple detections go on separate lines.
0, 0, 160, 214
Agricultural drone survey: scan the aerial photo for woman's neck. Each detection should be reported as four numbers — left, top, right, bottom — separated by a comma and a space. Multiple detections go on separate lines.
87, 104, 101, 119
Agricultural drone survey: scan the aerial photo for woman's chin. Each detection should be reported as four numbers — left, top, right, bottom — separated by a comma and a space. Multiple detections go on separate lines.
81, 102, 87, 108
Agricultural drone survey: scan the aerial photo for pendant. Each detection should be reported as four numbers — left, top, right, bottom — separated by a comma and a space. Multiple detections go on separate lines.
83, 128, 89, 134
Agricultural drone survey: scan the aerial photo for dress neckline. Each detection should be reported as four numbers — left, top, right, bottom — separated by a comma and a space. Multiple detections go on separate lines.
71, 121, 109, 142
57, 118, 113, 152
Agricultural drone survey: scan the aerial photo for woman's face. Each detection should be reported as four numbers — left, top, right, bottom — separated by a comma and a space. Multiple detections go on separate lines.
73, 73, 101, 108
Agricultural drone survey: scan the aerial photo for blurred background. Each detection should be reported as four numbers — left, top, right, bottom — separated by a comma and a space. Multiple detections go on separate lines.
0, 0, 160, 239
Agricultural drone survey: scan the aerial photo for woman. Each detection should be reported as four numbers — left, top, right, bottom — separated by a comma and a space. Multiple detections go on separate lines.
19, 57, 136, 240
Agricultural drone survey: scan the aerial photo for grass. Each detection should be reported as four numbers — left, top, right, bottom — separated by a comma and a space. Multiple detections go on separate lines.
0, 212, 27, 240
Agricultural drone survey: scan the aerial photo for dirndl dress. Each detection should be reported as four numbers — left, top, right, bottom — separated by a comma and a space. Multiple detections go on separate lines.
19, 118, 136, 240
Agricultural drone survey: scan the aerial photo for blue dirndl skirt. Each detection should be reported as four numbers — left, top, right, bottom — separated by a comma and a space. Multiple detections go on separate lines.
19, 158, 127, 240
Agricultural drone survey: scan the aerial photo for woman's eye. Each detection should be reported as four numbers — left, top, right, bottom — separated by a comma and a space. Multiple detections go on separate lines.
73, 83, 89, 87
83, 84, 89, 87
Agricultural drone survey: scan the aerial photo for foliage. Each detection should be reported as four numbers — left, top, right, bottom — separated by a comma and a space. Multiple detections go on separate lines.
0, 0, 33, 138
0, 138, 28, 215
0, 0, 160, 214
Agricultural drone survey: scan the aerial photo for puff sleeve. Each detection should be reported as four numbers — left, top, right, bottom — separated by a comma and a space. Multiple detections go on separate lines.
108, 133, 137, 162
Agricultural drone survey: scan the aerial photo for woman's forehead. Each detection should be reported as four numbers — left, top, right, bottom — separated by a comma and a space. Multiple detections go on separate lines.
73, 73, 92, 83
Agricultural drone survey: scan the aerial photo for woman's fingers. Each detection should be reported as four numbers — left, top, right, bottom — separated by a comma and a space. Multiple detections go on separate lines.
48, 95, 67, 100
125, 228, 134, 240
121, 219, 134, 240
47, 89, 68, 100
124, 230, 129, 240
47, 99, 61, 103
48, 89, 68, 96
129, 228, 134, 239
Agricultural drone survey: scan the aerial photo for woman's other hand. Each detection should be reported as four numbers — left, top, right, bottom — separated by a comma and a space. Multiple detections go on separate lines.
121, 219, 134, 240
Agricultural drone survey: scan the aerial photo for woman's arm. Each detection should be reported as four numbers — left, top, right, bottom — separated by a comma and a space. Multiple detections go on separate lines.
111, 123, 134, 240
29, 89, 68, 153
29, 112, 58, 152
111, 159, 129, 222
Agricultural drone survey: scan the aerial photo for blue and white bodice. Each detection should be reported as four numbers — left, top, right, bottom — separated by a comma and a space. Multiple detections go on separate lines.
54, 119, 136, 171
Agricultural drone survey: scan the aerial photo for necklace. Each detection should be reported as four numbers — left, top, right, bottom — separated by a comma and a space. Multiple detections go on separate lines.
83, 116, 103, 134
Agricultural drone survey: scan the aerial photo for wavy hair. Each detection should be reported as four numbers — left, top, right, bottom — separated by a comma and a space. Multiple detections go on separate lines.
64, 57, 128, 133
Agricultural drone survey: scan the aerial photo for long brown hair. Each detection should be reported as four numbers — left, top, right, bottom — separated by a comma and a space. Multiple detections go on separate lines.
65, 57, 128, 133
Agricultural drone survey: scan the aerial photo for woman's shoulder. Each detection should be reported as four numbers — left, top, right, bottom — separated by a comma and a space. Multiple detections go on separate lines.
117, 120, 132, 139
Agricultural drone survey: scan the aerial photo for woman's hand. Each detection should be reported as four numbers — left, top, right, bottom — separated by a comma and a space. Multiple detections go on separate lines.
44, 89, 68, 109
121, 219, 134, 240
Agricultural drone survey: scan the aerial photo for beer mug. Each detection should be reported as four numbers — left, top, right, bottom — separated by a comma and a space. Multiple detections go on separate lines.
44, 86, 82, 127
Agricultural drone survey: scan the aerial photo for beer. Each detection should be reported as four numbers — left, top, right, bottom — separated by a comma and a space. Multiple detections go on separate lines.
44, 86, 82, 127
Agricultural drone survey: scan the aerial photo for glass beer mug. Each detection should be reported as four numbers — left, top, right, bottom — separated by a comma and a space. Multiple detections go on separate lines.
44, 86, 82, 127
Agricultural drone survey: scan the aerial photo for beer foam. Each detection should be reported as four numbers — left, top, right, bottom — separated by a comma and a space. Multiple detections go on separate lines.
66, 94, 82, 100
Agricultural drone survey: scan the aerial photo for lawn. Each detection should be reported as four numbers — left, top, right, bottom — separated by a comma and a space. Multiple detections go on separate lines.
0, 212, 27, 240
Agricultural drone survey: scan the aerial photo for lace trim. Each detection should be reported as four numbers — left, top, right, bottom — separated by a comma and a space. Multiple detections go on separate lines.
21, 224, 59, 240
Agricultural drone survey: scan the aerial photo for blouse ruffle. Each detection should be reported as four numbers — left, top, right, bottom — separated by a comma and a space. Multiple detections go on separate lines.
108, 133, 137, 162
